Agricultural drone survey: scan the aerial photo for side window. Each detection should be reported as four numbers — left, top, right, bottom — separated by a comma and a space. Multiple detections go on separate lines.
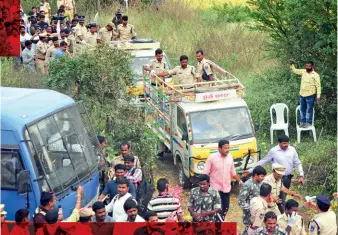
177, 108, 187, 134
1, 150, 24, 190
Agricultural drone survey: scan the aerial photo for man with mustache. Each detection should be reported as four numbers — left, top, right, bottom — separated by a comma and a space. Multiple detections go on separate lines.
290, 59, 321, 128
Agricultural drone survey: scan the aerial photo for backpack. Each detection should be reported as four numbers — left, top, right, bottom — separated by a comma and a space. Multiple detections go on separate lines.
132, 169, 155, 217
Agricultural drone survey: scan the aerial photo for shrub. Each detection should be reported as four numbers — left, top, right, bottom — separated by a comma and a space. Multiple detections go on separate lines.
211, 2, 251, 22
45, 45, 159, 176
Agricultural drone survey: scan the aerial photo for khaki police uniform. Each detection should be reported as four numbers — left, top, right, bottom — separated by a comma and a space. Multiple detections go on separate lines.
35, 36, 48, 74
168, 65, 197, 87
46, 45, 58, 62
309, 210, 337, 235
263, 173, 283, 216
97, 27, 112, 44
74, 24, 87, 42
197, 58, 212, 79
116, 24, 136, 40
277, 213, 306, 235
149, 58, 167, 84
248, 196, 269, 235
85, 32, 98, 47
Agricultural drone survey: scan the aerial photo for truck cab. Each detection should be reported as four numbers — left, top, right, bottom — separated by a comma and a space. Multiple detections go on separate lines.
144, 61, 261, 188
1, 87, 101, 220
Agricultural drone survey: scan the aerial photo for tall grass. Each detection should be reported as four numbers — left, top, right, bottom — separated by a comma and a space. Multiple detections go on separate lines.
97, 1, 276, 80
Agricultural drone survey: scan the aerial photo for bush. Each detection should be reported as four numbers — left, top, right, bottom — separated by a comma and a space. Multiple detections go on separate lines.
45, 45, 159, 176
211, 2, 251, 22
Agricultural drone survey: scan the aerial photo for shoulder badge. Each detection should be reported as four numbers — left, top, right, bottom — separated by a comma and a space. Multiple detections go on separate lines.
310, 224, 315, 232
204, 65, 209, 70
259, 213, 265, 220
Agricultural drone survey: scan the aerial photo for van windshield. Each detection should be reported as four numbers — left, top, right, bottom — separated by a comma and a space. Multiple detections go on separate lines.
189, 107, 254, 144
24, 104, 98, 194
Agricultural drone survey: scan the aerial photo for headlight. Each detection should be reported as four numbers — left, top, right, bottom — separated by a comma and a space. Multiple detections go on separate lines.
197, 161, 205, 171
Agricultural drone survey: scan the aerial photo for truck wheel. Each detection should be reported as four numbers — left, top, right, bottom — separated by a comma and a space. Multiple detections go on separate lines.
178, 162, 191, 189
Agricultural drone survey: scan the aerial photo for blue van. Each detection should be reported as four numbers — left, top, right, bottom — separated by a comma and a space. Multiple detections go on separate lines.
1, 87, 102, 221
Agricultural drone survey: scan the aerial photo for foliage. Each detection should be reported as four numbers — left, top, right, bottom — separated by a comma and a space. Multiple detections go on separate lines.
211, 2, 251, 22
45, 45, 159, 177
247, 0, 337, 132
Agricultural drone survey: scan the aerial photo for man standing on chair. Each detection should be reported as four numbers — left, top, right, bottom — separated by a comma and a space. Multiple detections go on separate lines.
243, 135, 305, 214
290, 59, 321, 128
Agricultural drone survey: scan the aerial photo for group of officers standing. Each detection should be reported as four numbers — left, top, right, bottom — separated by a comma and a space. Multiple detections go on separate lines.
19, 2, 138, 74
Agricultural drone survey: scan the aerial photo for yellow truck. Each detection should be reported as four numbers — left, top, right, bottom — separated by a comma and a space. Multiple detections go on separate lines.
144, 61, 261, 188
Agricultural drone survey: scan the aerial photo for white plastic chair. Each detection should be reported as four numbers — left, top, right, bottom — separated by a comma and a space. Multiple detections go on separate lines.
296, 105, 316, 143
270, 103, 289, 144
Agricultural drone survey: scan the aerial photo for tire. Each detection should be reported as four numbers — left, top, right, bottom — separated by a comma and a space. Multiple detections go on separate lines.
178, 162, 191, 189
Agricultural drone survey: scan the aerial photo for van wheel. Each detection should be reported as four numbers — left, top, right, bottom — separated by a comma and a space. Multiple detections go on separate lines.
178, 162, 191, 189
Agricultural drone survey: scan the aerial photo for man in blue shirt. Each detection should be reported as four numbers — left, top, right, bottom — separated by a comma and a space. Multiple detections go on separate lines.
55, 40, 69, 59
98, 164, 136, 201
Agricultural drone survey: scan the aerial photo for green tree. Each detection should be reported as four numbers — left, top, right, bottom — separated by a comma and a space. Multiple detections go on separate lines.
45, 45, 159, 177
247, 0, 337, 133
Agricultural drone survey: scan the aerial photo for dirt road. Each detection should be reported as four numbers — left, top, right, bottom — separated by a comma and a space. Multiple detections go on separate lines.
152, 154, 315, 233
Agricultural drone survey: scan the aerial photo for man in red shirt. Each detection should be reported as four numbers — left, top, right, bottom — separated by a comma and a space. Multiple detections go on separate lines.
204, 139, 243, 220
10, 209, 30, 235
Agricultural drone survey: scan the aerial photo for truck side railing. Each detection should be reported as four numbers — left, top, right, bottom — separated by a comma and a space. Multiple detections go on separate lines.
142, 60, 245, 103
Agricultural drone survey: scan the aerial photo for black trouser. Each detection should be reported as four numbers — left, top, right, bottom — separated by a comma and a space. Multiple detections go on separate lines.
278, 175, 293, 214
218, 191, 230, 218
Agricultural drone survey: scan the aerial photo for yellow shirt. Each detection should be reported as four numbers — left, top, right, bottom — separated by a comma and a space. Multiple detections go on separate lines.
85, 32, 98, 46
290, 64, 321, 98
277, 213, 306, 235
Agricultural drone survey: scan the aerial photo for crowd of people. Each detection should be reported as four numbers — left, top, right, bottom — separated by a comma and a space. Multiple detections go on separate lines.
13, 0, 137, 74
1, 135, 337, 235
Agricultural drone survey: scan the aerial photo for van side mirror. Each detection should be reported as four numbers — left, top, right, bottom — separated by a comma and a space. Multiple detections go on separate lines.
17, 170, 32, 195
182, 132, 188, 142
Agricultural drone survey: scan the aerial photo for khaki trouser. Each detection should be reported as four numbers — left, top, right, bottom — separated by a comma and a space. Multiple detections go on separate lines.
36, 59, 46, 74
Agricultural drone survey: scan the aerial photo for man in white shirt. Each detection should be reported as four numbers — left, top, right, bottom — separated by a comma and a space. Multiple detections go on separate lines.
115, 198, 145, 222
20, 26, 31, 54
105, 178, 133, 220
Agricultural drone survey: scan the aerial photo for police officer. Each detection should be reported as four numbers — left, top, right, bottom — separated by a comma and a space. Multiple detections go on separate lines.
254, 211, 286, 235
238, 166, 267, 235
249, 183, 273, 235
144, 48, 167, 85
74, 15, 87, 43
85, 23, 98, 47
156, 55, 198, 89
113, 15, 137, 41
35, 32, 48, 74
97, 22, 114, 44
195, 49, 214, 83
306, 195, 337, 235
277, 199, 306, 235
263, 163, 302, 215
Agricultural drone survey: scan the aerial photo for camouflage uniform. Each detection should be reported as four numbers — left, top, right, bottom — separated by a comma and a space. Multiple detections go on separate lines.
254, 226, 286, 235
238, 178, 261, 234
187, 186, 222, 222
